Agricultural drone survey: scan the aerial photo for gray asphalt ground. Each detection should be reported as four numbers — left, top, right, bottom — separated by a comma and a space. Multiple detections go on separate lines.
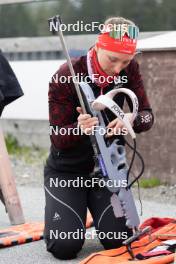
0, 186, 175, 264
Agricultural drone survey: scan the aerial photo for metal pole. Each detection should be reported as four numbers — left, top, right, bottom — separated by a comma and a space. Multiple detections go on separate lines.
48, 15, 87, 114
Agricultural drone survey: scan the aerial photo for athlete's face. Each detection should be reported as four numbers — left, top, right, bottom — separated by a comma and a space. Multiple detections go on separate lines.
95, 46, 135, 76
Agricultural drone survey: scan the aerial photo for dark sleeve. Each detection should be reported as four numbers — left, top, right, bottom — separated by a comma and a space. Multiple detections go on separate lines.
49, 69, 86, 150
0, 51, 23, 116
127, 60, 154, 133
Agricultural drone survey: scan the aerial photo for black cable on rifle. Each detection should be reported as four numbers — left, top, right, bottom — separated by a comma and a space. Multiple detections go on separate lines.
126, 138, 136, 186
124, 138, 145, 188
124, 138, 144, 216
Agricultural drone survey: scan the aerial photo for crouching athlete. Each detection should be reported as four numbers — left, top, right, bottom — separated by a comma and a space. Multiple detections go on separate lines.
44, 16, 154, 260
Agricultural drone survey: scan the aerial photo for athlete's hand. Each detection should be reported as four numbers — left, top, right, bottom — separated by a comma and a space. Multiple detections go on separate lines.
76, 107, 99, 134
106, 113, 134, 138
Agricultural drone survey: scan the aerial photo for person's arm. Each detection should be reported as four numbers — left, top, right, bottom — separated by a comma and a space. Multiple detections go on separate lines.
0, 51, 23, 116
49, 69, 86, 150
127, 60, 154, 133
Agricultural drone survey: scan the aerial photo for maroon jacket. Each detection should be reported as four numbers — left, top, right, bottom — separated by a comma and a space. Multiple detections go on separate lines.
49, 56, 153, 148
47, 56, 154, 173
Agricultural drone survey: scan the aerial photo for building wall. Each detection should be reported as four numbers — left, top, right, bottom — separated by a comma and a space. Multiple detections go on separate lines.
135, 50, 176, 184
1, 119, 50, 149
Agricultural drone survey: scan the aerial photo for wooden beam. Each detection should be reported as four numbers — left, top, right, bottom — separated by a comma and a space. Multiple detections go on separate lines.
0, 125, 25, 225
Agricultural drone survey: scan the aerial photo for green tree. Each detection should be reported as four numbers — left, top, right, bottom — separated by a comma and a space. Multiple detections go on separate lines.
0, 5, 37, 37
0, 0, 175, 37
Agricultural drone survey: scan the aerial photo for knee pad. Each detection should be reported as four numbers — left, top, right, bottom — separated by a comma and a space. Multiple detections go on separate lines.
101, 237, 124, 250
97, 225, 133, 250
45, 236, 84, 260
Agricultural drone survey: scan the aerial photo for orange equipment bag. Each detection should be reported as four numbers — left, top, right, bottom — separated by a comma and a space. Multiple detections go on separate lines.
80, 218, 176, 264
0, 222, 44, 248
0, 212, 93, 248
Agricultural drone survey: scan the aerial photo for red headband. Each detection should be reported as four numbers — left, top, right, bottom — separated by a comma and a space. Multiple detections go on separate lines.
96, 33, 137, 54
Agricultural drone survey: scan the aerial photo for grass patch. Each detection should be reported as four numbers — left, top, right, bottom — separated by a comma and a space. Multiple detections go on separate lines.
139, 177, 161, 188
5, 133, 48, 164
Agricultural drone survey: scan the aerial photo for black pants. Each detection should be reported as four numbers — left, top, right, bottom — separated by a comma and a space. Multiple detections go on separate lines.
44, 165, 132, 260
